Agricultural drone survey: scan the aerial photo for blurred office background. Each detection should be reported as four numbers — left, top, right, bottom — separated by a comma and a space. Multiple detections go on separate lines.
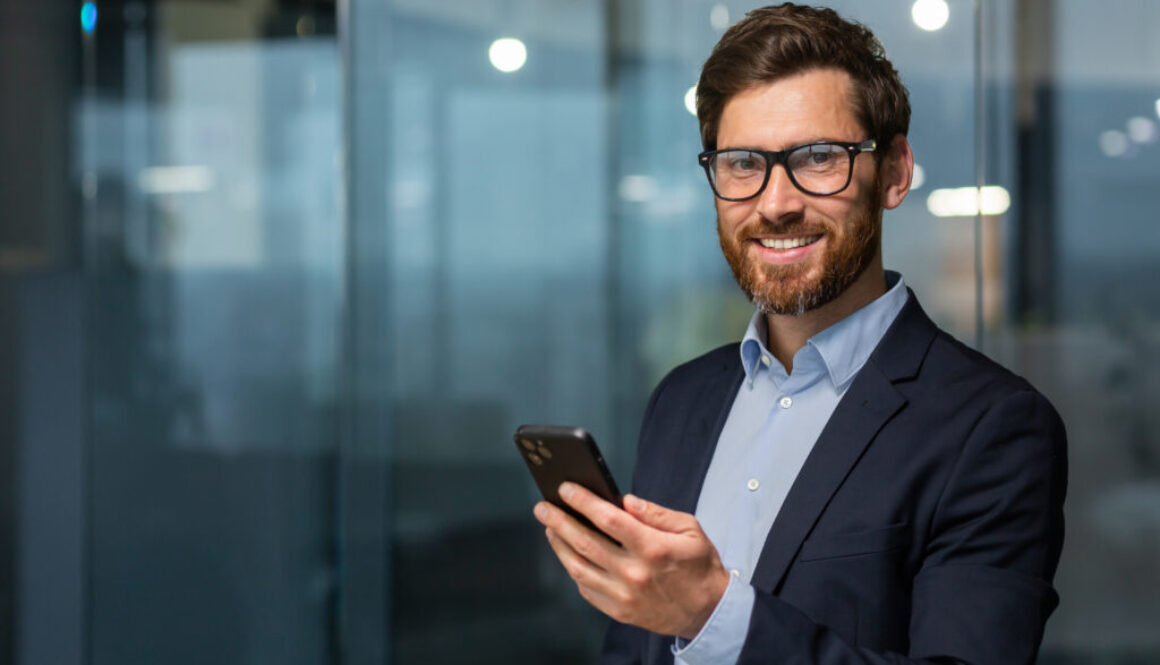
1, 0, 1157, 663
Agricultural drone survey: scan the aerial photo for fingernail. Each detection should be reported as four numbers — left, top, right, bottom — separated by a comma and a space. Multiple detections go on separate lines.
559, 483, 575, 500
534, 503, 547, 520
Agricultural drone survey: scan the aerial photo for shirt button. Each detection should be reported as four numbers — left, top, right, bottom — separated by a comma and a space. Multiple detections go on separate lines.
731, 568, 741, 577
747, 478, 760, 491
760, 355, 772, 366
779, 396, 793, 409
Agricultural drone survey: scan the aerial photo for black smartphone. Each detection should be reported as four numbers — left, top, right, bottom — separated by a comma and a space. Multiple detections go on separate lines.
515, 424, 623, 537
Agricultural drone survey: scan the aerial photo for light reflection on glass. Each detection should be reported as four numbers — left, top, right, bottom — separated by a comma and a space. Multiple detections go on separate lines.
619, 175, 657, 202
710, 4, 730, 31
1127, 116, 1158, 144
80, 2, 97, 33
1100, 129, 1130, 157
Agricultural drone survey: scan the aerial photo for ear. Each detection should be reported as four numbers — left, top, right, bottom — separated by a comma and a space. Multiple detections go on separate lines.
879, 134, 913, 210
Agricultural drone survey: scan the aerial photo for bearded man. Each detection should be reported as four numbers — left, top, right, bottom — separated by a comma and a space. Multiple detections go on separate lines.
533, 4, 1067, 664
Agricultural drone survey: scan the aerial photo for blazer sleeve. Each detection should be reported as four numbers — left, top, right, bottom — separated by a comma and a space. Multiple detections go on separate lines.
737, 389, 1068, 665
599, 619, 647, 665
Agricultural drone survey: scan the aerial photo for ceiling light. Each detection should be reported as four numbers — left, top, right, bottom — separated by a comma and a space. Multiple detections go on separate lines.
911, 0, 949, 32
911, 164, 926, 190
684, 86, 698, 117
489, 38, 527, 73
926, 186, 1010, 217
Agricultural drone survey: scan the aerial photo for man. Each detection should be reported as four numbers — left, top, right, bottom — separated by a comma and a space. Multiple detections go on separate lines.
533, 4, 1066, 664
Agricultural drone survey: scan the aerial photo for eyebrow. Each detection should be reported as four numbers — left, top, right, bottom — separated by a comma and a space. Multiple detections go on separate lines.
716, 138, 850, 151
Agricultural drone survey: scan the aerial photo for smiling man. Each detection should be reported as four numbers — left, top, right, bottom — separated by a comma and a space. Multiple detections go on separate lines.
533, 4, 1066, 664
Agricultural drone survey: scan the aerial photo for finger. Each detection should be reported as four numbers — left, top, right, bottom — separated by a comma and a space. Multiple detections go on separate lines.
558, 482, 645, 548
544, 527, 626, 600
623, 494, 698, 534
545, 529, 642, 624
537, 498, 622, 570
569, 576, 628, 623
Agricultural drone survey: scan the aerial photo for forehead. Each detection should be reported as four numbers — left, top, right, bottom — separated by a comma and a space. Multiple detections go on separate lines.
716, 68, 863, 150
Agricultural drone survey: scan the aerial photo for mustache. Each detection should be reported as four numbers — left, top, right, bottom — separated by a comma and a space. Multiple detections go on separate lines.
742, 217, 830, 237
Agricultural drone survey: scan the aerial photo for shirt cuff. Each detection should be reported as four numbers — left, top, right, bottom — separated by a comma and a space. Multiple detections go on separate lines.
671, 572, 755, 665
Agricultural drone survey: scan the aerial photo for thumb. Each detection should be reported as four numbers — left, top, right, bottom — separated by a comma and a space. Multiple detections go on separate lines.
623, 494, 696, 534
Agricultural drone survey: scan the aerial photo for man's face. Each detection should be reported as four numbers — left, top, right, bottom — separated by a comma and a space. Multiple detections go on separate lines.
715, 68, 883, 316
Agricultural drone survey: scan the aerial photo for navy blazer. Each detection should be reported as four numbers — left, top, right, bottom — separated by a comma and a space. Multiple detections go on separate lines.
600, 292, 1067, 665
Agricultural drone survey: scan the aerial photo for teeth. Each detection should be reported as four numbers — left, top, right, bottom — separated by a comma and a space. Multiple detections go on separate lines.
758, 235, 819, 250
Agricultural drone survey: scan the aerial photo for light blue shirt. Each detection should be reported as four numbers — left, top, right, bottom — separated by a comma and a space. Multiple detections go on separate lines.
673, 272, 909, 664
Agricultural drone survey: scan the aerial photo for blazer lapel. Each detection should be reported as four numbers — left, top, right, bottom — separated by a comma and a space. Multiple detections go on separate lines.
749, 364, 906, 593
749, 293, 936, 594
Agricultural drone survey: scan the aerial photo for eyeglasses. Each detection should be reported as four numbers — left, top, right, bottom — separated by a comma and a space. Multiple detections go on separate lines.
698, 139, 877, 200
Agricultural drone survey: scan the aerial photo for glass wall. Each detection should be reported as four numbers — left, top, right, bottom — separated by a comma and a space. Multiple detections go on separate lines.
0, 0, 1157, 663
986, 2, 1160, 661
81, 2, 344, 664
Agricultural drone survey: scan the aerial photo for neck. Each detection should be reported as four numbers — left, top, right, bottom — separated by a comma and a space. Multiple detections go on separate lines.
763, 257, 887, 373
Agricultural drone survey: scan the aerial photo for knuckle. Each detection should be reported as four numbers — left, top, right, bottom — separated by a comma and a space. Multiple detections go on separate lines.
572, 533, 595, 561
638, 542, 663, 563
566, 562, 589, 586
594, 509, 621, 534
623, 564, 651, 590
612, 586, 636, 611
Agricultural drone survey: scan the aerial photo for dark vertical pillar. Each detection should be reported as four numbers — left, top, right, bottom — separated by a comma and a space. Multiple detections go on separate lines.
0, 1, 82, 662
1014, 0, 1057, 324
0, 2, 81, 270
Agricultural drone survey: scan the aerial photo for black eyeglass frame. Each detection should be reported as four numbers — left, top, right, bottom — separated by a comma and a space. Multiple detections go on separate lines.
697, 139, 877, 200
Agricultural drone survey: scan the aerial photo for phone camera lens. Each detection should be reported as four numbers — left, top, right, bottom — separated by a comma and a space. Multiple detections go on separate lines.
519, 438, 536, 451
527, 453, 543, 466
537, 446, 553, 460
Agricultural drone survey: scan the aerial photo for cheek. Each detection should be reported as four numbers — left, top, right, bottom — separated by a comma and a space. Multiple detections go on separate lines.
717, 203, 755, 234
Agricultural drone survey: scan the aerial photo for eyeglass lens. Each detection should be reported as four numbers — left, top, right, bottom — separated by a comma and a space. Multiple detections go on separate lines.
709, 144, 852, 198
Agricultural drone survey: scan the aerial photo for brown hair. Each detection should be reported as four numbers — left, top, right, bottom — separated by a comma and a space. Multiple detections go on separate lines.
696, 3, 910, 155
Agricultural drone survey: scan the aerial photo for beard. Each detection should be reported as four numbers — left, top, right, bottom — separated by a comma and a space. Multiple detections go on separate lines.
717, 187, 882, 316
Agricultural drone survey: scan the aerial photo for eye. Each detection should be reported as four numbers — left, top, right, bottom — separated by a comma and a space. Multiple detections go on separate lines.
790, 144, 844, 172
722, 152, 763, 173
807, 150, 836, 165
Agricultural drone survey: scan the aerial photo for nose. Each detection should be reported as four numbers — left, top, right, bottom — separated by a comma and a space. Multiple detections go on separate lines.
757, 163, 807, 221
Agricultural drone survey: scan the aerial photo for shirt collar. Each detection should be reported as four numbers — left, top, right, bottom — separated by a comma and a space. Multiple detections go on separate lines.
738, 271, 909, 389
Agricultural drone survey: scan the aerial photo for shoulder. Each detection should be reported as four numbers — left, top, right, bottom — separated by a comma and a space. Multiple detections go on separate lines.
646, 343, 739, 403
666, 342, 740, 380
923, 325, 1052, 413
885, 307, 1067, 492
884, 291, 1053, 410
636, 342, 740, 443
878, 294, 1066, 455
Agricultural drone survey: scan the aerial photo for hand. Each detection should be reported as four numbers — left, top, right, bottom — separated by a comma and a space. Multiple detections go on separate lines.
533, 482, 731, 639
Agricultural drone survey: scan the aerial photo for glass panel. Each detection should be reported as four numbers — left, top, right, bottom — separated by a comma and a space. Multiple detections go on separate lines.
987, 1, 1160, 662
380, 3, 612, 662
76, 2, 343, 663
